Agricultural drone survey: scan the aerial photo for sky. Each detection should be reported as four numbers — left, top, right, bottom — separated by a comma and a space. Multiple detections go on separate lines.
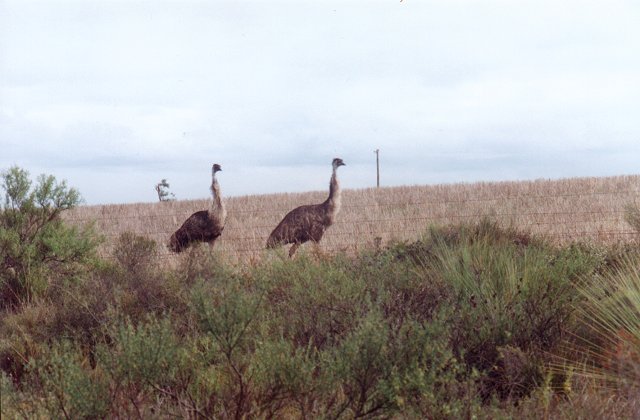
1, 0, 639, 205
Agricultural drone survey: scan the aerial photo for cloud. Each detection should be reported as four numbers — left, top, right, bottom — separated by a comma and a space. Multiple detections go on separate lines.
1, 0, 639, 204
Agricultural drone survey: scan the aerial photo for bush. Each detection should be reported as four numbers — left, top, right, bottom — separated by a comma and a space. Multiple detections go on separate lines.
113, 231, 157, 275
96, 315, 185, 417
355, 248, 449, 325
571, 255, 640, 396
3, 214, 639, 418
251, 337, 322, 417
107, 232, 188, 318
1, 166, 99, 309
1, 370, 48, 419
27, 340, 110, 419
325, 311, 481, 418
381, 316, 481, 419
189, 277, 264, 418
329, 311, 393, 417
0, 303, 57, 385
98, 315, 180, 389
258, 254, 370, 350
390, 219, 603, 400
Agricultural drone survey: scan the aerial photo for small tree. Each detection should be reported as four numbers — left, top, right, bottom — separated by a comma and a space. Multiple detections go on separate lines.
0, 166, 99, 309
155, 179, 175, 202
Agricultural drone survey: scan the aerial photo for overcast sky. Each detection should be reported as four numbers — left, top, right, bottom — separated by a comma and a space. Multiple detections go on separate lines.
1, 0, 639, 204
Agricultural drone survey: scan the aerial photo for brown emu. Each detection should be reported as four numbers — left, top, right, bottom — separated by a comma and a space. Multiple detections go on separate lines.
266, 158, 345, 257
169, 164, 227, 252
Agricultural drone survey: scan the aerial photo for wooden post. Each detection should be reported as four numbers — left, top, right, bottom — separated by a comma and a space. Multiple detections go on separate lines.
374, 149, 380, 188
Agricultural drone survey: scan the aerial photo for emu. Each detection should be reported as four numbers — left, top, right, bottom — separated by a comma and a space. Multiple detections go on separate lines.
266, 158, 345, 257
169, 164, 227, 252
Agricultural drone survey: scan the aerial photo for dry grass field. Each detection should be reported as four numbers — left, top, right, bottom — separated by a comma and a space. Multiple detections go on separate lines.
63, 174, 640, 263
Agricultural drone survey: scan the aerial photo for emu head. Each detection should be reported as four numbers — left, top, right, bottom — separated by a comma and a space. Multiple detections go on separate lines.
332, 158, 345, 169
212, 163, 222, 174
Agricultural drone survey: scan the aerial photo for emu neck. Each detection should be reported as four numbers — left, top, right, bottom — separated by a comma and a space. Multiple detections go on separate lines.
210, 173, 227, 224
325, 168, 342, 218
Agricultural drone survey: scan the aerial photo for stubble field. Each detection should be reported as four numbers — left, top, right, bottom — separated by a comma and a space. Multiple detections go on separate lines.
63, 174, 640, 262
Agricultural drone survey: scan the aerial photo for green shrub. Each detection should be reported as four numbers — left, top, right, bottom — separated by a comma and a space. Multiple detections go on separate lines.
329, 311, 392, 417
438, 243, 564, 398
571, 255, 640, 396
1, 370, 50, 419
177, 244, 231, 285
251, 338, 322, 417
113, 231, 157, 274
190, 276, 262, 357
107, 232, 188, 318
405, 219, 602, 400
354, 248, 449, 325
46, 275, 109, 361
3, 214, 638, 417
1, 372, 19, 418
1, 166, 99, 309
485, 375, 640, 419
173, 338, 229, 418
325, 311, 481, 418
381, 316, 481, 419
389, 218, 539, 265
190, 278, 263, 418
98, 315, 180, 389
27, 340, 110, 419
258, 254, 370, 349
0, 302, 58, 385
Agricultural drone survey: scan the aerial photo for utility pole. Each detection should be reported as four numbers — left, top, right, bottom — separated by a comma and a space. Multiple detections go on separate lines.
374, 149, 380, 188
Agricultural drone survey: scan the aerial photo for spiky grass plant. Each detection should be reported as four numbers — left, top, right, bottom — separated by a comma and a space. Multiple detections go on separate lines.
419, 220, 601, 400
572, 255, 640, 398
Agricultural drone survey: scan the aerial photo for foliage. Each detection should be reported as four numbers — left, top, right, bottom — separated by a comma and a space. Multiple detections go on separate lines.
155, 178, 175, 202
1, 211, 639, 417
0, 166, 99, 308
259, 253, 371, 349
251, 337, 322, 417
112, 231, 157, 274
385, 220, 603, 400
189, 277, 263, 418
380, 316, 481, 418
327, 311, 481, 418
27, 340, 110, 419
329, 310, 393, 417
98, 316, 181, 400
571, 255, 640, 396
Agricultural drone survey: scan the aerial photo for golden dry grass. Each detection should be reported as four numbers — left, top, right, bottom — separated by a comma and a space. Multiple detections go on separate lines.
63, 174, 640, 264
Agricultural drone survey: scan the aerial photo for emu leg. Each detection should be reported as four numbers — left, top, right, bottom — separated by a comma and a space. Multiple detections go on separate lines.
311, 241, 322, 256
289, 243, 301, 258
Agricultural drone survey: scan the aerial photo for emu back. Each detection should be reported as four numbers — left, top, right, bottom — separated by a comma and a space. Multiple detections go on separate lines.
266, 203, 329, 247
169, 210, 223, 252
